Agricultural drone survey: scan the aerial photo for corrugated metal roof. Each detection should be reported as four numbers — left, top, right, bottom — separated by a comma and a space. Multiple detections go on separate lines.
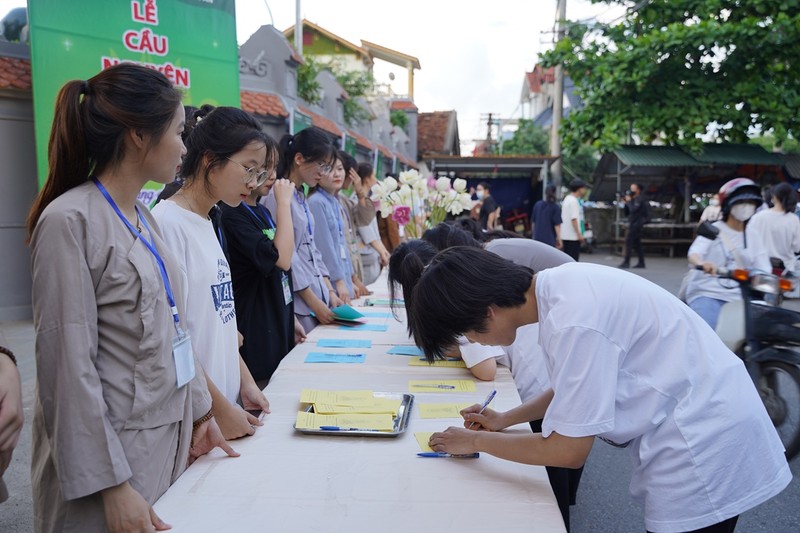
615, 146, 702, 167
781, 153, 800, 179
694, 143, 782, 166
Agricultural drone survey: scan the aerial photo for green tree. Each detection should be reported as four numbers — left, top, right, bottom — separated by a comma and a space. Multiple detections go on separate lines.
502, 119, 598, 180
327, 63, 374, 127
501, 119, 550, 155
390, 110, 409, 131
541, 0, 800, 154
297, 56, 322, 106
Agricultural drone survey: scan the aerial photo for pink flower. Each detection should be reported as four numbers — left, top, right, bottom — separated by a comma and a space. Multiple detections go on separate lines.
391, 205, 411, 226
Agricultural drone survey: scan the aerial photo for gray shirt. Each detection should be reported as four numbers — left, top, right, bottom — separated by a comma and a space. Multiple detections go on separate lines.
485, 238, 574, 272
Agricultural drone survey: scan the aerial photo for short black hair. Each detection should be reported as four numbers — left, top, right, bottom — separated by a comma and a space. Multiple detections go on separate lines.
421, 222, 482, 251
771, 182, 798, 214
478, 181, 490, 191
409, 247, 533, 361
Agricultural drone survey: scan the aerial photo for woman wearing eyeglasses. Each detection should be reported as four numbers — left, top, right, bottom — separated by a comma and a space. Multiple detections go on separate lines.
263, 127, 343, 332
152, 105, 271, 441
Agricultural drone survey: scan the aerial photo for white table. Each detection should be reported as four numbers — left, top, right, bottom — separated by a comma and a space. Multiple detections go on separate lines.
153, 276, 566, 532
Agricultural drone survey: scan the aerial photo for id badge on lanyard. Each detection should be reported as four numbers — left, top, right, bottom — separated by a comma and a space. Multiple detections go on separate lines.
172, 333, 196, 388
281, 271, 293, 305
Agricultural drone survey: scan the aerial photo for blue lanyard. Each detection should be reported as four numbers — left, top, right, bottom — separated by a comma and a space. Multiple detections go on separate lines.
242, 202, 276, 230
318, 189, 345, 241
93, 178, 183, 335
294, 188, 313, 237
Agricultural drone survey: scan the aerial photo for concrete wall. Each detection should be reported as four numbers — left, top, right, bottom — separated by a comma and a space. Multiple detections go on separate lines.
0, 92, 37, 319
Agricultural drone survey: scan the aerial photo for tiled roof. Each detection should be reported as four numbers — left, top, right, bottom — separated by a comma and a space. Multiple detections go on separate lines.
417, 111, 453, 155
524, 65, 555, 95
0, 56, 32, 91
376, 143, 393, 159
347, 129, 373, 150
240, 90, 288, 118
390, 99, 417, 112
396, 152, 417, 169
297, 105, 342, 136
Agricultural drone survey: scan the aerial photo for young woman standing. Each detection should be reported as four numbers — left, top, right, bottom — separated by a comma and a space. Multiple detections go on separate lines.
263, 127, 342, 332
152, 105, 271, 440
27, 64, 234, 533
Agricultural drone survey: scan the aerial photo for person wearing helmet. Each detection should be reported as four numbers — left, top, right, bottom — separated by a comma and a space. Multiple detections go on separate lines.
684, 178, 771, 329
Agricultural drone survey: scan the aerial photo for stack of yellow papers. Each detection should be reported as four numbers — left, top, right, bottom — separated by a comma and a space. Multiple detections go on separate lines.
295, 411, 395, 431
418, 402, 479, 419
313, 398, 401, 416
300, 389, 375, 406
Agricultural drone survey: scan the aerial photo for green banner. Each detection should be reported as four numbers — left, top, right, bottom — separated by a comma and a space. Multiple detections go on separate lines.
292, 109, 313, 134
344, 134, 357, 157
28, 0, 240, 194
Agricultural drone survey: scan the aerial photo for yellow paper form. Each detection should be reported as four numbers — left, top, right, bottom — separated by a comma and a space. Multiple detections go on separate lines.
408, 380, 476, 392
295, 411, 395, 431
415, 432, 435, 452
408, 358, 467, 368
418, 402, 478, 419
313, 398, 401, 415
299, 389, 375, 406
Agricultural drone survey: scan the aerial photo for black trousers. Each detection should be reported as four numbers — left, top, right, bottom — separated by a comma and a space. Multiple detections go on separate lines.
562, 240, 581, 262
624, 223, 645, 264
530, 420, 584, 532
647, 515, 738, 533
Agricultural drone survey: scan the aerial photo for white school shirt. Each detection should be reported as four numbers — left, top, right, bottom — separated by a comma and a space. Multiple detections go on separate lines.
459, 324, 549, 402
685, 221, 770, 304
536, 262, 791, 533
559, 194, 581, 240
152, 200, 241, 404
747, 208, 800, 272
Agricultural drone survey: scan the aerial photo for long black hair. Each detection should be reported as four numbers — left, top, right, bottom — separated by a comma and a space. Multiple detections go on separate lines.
276, 126, 336, 179
387, 240, 438, 326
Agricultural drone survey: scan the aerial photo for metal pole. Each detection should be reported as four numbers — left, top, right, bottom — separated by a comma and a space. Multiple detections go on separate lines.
549, 0, 566, 192
295, 0, 302, 56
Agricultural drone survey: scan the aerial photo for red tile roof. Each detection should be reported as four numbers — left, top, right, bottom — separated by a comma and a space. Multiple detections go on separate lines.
396, 152, 418, 169
390, 99, 417, 112
524, 65, 555, 95
240, 90, 289, 118
347, 129, 373, 150
417, 111, 453, 155
376, 143, 393, 159
0, 56, 32, 91
297, 105, 343, 136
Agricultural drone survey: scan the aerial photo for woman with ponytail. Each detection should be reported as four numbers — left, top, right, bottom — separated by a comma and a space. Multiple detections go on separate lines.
27, 64, 235, 533
262, 127, 343, 332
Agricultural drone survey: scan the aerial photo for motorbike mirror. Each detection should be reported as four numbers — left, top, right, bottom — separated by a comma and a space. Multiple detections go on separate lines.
697, 221, 720, 240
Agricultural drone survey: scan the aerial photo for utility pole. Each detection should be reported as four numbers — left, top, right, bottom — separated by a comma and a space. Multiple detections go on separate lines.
550, 0, 566, 194
295, 0, 303, 56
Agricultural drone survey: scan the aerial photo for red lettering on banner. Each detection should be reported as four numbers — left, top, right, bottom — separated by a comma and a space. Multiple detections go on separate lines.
123, 28, 169, 56
101, 56, 191, 89
131, 0, 158, 25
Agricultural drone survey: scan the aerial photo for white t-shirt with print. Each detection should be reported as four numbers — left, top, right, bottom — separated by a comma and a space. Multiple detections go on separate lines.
536, 262, 790, 533
560, 194, 582, 241
747, 208, 800, 272
152, 200, 241, 404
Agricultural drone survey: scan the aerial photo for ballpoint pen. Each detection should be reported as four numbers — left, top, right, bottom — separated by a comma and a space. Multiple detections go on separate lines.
319, 426, 383, 431
412, 384, 456, 389
417, 452, 480, 458
468, 389, 497, 429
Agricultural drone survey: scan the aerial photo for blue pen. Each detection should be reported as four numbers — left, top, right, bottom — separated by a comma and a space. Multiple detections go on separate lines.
412, 384, 456, 389
319, 426, 382, 432
468, 389, 497, 429
417, 452, 480, 458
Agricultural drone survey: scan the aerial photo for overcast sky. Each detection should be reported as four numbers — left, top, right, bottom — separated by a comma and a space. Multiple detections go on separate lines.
2, 0, 625, 152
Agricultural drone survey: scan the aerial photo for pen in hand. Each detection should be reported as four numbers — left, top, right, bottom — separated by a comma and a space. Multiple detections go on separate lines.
468, 389, 496, 429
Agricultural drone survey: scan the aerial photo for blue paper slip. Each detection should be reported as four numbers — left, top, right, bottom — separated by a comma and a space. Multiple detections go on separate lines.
339, 324, 389, 332
359, 311, 393, 318
317, 339, 372, 348
304, 352, 366, 363
387, 345, 425, 356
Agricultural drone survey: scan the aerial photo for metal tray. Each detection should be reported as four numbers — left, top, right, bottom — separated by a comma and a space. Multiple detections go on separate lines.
294, 392, 414, 438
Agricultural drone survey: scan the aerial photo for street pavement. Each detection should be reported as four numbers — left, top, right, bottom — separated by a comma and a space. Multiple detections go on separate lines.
0, 249, 798, 532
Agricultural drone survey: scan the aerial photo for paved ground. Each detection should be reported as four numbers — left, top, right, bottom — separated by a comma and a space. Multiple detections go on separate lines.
0, 248, 798, 532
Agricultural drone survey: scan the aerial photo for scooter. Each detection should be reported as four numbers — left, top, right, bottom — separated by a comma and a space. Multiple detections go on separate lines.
696, 221, 800, 460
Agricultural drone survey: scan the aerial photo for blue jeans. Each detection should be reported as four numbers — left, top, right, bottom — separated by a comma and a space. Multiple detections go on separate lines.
688, 296, 726, 330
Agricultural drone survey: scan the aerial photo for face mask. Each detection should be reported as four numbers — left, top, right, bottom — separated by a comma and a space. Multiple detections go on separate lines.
731, 203, 756, 221
476, 190, 485, 200
709, 199, 719, 206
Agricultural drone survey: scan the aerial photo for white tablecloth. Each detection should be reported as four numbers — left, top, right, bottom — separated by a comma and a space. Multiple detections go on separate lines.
153, 274, 566, 532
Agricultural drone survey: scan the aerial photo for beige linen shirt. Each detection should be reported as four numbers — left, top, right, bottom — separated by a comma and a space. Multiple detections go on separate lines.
30, 182, 211, 533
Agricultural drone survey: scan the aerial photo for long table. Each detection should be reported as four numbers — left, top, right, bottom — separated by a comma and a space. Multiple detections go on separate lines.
153, 278, 566, 532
